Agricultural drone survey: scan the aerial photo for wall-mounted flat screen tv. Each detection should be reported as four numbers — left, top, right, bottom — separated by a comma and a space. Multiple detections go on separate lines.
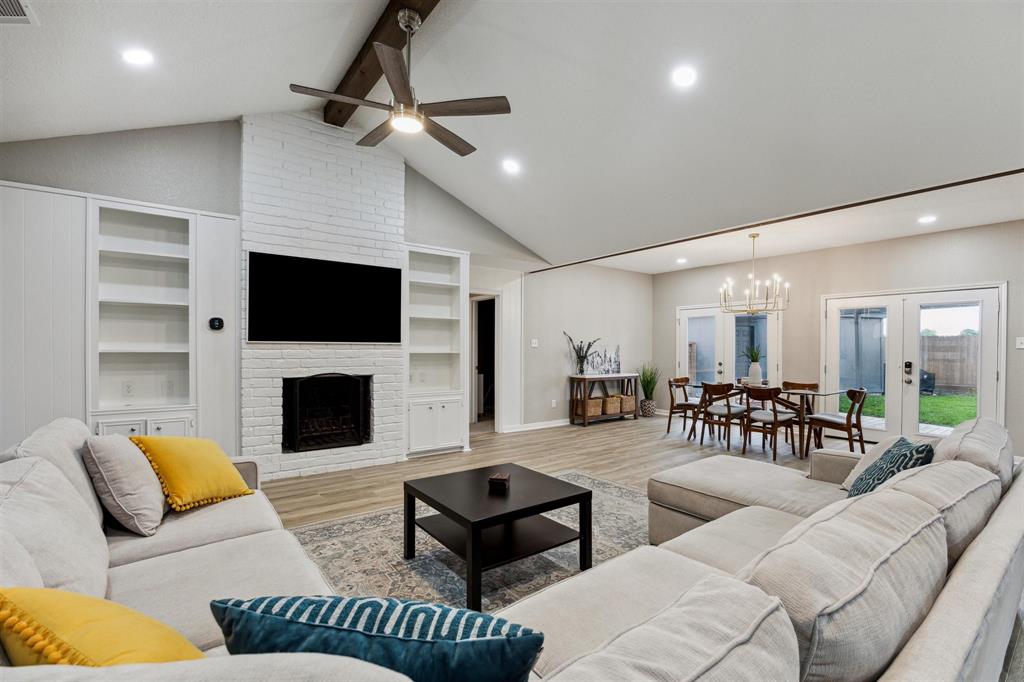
247, 251, 401, 343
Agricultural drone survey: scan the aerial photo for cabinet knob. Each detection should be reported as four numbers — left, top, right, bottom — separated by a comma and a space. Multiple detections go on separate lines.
155, 426, 162, 432
441, 404, 446, 409
428, 406, 433, 410
130, 427, 137, 433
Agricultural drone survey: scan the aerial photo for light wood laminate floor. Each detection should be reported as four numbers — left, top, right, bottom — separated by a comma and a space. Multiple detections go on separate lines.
264, 416, 810, 529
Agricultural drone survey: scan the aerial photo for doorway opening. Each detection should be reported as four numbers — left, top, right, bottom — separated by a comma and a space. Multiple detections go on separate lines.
471, 295, 497, 434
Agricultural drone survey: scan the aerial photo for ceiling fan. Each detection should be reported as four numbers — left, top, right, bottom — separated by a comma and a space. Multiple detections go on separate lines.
290, 8, 510, 156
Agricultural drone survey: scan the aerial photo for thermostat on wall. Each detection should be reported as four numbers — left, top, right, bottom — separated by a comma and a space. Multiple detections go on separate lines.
209, 317, 224, 331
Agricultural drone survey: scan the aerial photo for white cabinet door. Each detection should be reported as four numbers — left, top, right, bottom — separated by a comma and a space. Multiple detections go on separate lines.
97, 419, 145, 437
147, 416, 192, 437
437, 399, 463, 447
408, 401, 437, 452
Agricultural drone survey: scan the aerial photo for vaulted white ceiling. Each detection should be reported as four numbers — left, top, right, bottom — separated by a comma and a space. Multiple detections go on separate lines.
3, 2, 1022, 266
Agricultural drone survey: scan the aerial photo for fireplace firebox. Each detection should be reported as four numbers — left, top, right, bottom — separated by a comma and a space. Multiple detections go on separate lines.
282, 374, 371, 452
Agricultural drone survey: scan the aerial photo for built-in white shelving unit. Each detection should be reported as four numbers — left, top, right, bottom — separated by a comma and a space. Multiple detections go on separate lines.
406, 244, 469, 455
88, 201, 198, 434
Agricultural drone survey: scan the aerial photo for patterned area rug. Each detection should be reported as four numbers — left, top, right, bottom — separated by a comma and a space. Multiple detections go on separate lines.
292, 472, 647, 612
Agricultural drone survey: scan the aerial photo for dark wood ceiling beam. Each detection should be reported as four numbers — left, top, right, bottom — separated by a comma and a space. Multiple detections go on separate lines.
323, 0, 442, 128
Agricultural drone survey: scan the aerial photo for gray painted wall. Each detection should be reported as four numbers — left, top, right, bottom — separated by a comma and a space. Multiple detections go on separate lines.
0, 121, 241, 214
651, 220, 1024, 444
523, 264, 653, 424
405, 165, 546, 271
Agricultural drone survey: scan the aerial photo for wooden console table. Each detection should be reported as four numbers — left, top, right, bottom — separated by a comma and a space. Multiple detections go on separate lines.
569, 373, 640, 426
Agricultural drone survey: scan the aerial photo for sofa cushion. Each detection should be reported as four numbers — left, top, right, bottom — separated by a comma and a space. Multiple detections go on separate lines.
878, 460, 1001, 562
106, 530, 332, 651
2, 652, 412, 681
660, 505, 805, 574
648, 456, 846, 521
0, 458, 109, 597
84, 434, 166, 536
545, 575, 799, 681
737, 490, 947, 682
934, 418, 1013, 492
0, 586, 204, 666
0, 418, 102, 523
846, 437, 934, 496
496, 546, 725, 677
106, 490, 283, 567
129, 435, 252, 512
211, 595, 543, 682
0, 529, 42, 588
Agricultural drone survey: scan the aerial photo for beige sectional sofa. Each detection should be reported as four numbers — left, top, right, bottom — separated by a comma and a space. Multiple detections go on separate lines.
3, 416, 1021, 681
502, 419, 1022, 680
0, 418, 407, 680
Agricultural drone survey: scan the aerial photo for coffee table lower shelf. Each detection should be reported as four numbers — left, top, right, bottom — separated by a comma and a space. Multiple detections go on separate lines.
415, 513, 580, 572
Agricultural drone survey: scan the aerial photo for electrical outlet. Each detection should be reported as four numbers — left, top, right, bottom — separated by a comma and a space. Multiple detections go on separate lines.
551, 399, 557, 408
1016, 336, 1024, 350
531, 338, 539, 348
121, 381, 135, 397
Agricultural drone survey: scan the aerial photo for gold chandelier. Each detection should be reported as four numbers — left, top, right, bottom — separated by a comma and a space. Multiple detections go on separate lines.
719, 233, 790, 314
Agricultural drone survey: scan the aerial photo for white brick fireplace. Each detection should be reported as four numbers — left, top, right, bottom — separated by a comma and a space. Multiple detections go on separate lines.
239, 112, 406, 479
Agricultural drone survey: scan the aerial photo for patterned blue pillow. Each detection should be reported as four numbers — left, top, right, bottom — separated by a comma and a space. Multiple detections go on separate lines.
210, 595, 543, 682
848, 437, 934, 497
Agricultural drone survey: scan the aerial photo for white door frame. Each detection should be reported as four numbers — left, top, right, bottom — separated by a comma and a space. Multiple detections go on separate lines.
675, 304, 784, 386
469, 289, 501, 433
819, 282, 1007, 436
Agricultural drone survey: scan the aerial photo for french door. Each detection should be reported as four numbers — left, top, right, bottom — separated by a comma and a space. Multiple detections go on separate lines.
676, 306, 782, 389
823, 287, 1002, 441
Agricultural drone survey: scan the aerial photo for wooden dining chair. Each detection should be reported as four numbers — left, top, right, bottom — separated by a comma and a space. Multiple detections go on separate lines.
805, 387, 868, 457
779, 380, 818, 447
742, 386, 797, 462
666, 377, 702, 435
698, 383, 747, 450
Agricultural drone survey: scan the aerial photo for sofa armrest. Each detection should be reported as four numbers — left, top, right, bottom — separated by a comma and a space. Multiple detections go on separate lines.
232, 458, 260, 490
808, 448, 860, 485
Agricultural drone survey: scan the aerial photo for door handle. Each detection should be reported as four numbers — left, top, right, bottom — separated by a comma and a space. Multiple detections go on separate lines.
904, 378, 913, 385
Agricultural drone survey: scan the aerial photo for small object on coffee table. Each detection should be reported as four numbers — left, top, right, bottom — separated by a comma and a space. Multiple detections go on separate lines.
488, 472, 510, 494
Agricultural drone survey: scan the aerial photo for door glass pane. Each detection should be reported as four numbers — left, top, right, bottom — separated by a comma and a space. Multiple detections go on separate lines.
734, 314, 767, 383
917, 303, 979, 435
687, 316, 717, 387
838, 307, 886, 429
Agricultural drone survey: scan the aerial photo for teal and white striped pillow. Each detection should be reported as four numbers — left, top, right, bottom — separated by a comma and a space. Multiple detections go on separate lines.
210, 596, 543, 682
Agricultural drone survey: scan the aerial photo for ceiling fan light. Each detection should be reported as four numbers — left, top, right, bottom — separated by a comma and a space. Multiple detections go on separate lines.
390, 112, 424, 134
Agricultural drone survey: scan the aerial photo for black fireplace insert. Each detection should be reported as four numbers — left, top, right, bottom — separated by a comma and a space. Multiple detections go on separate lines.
282, 373, 371, 452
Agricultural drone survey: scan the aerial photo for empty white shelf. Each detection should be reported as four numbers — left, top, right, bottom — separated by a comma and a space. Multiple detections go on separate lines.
98, 343, 189, 354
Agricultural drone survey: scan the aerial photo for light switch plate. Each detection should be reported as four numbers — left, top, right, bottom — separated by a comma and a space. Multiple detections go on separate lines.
1016, 336, 1024, 350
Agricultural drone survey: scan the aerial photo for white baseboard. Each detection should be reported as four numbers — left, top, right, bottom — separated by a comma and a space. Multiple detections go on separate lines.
654, 408, 670, 416
501, 419, 571, 433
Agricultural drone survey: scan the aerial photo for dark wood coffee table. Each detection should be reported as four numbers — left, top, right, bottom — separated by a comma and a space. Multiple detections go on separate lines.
403, 463, 592, 611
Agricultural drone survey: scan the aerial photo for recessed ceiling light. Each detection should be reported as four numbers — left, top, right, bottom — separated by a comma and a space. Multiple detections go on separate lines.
122, 48, 154, 67
917, 214, 937, 225
671, 65, 698, 88
676, 257, 688, 264
502, 159, 521, 175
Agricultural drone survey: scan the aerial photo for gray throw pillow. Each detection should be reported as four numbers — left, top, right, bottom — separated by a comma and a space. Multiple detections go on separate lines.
83, 434, 166, 536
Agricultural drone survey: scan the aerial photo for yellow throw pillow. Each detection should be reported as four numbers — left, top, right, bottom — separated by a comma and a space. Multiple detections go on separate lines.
130, 436, 252, 512
0, 587, 204, 666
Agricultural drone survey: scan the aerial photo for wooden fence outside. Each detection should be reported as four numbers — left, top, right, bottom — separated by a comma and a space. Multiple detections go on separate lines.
922, 335, 978, 392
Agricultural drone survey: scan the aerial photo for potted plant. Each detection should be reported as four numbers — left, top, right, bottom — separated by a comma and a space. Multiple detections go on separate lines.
563, 332, 600, 375
742, 345, 763, 385
638, 363, 660, 417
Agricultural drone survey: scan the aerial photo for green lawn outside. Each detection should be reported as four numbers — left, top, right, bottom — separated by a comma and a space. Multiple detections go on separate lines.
839, 393, 977, 427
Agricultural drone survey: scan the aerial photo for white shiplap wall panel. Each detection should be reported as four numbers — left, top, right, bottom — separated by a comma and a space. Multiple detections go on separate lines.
0, 187, 87, 447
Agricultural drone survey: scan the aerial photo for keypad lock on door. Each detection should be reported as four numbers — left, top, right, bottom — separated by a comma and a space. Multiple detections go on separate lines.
904, 360, 913, 384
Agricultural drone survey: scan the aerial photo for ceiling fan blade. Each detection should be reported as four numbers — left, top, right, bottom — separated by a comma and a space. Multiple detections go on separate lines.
373, 42, 414, 105
356, 119, 394, 147
420, 96, 511, 117
422, 117, 476, 156
289, 84, 392, 112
